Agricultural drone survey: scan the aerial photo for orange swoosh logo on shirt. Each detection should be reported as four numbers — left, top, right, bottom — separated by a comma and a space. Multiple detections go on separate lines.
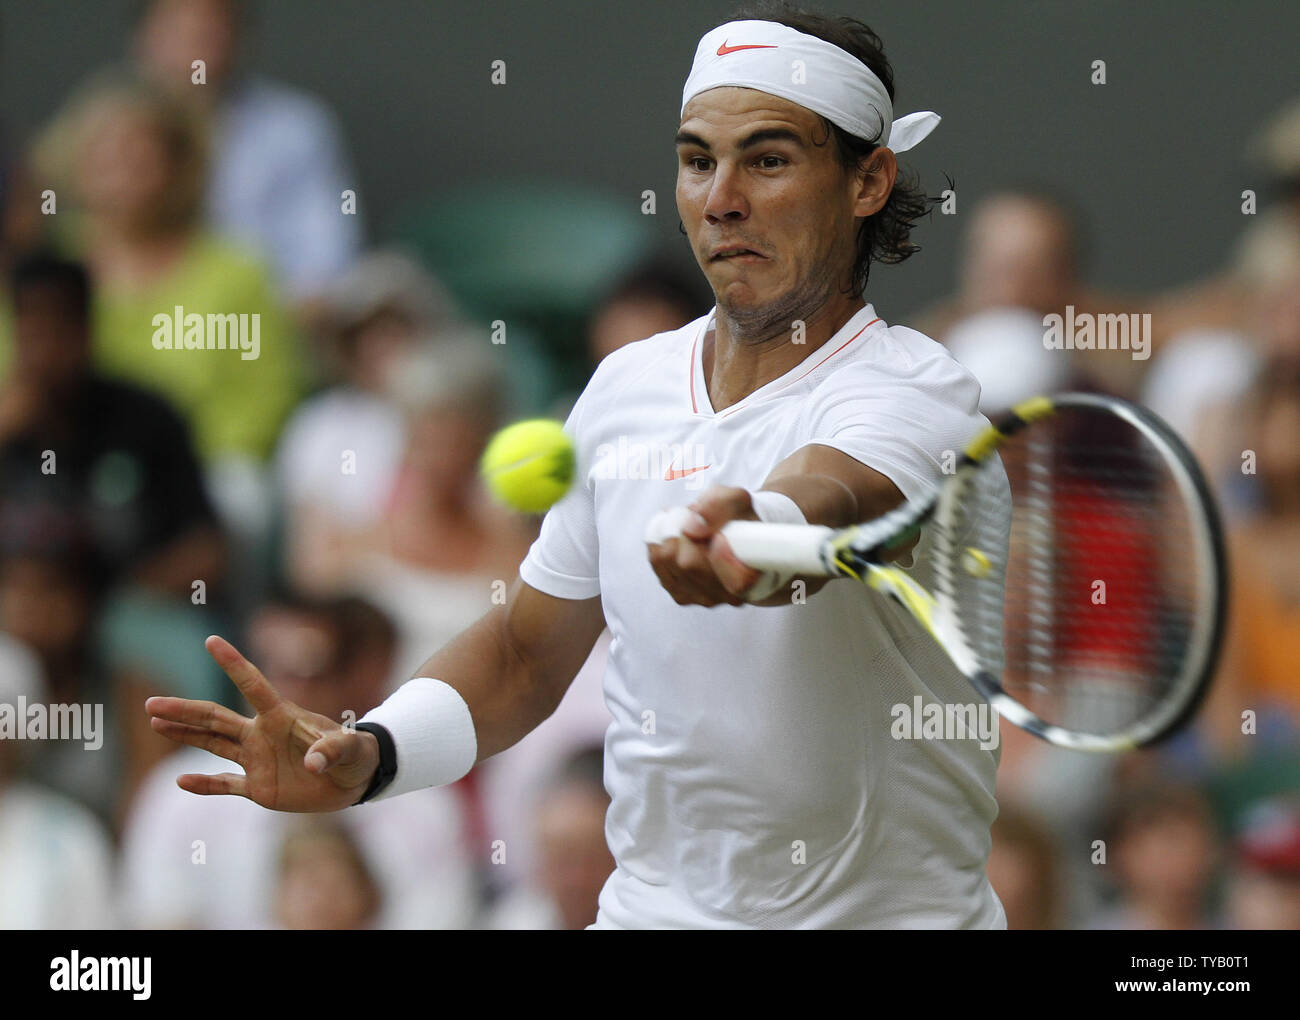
665, 464, 711, 481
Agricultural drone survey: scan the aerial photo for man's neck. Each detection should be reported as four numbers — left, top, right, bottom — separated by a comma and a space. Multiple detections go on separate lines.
702, 295, 866, 411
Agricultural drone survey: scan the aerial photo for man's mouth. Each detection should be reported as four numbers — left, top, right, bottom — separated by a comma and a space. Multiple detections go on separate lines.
710, 246, 768, 262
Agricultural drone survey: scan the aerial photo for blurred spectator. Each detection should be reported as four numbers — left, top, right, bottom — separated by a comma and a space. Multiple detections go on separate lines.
119, 593, 476, 928
1142, 217, 1300, 511
481, 631, 612, 889
1201, 357, 1300, 757
995, 724, 1118, 925
1147, 96, 1300, 348
587, 260, 709, 365
1089, 782, 1221, 929
336, 341, 576, 895
100, 585, 230, 825
0, 548, 97, 706
273, 816, 381, 930
0, 252, 230, 818
943, 307, 1072, 414
914, 189, 1141, 396
0, 253, 226, 598
987, 807, 1064, 930
1, 121, 42, 276
953, 191, 1084, 322
1225, 796, 1300, 929
0, 632, 117, 928
275, 250, 461, 596
914, 189, 1085, 335
133, 0, 362, 315
345, 341, 535, 683
0, 552, 94, 704
486, 745, 614, 930
28, 71, 303, 485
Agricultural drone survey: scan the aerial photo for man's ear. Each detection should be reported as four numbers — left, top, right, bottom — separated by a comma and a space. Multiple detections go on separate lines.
852, 147, 898, 218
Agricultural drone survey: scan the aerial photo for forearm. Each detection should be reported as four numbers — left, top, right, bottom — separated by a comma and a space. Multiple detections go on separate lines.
738, 446, 913, 605
761, 443, 905, 527
358, 580, 604, 799
407, 606, 568, 761
760, 473, 860, 527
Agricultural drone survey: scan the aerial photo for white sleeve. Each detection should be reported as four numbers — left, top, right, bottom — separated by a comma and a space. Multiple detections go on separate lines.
517, 386, 601, 600
800, 342, 986, 503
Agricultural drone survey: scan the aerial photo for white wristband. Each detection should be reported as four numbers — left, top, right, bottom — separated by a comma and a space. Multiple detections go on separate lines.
743, 490, 807, 601
358, 678, 478, 801
749, 489, 808, 526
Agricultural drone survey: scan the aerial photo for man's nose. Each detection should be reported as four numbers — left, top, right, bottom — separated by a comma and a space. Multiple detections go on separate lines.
703, 163, 750, 223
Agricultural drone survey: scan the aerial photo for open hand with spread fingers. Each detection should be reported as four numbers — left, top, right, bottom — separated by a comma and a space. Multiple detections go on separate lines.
145, 635, 380, 812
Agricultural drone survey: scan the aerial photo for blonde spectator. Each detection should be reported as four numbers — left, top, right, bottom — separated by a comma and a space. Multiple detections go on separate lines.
29, 71, 303, 480
132, 0, 363, 316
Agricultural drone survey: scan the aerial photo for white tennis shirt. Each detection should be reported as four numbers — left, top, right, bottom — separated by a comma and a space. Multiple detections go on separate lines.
519, 302, 1010, 929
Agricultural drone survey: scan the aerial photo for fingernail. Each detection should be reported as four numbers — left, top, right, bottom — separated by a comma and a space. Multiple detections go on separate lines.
305, 751, 326, 772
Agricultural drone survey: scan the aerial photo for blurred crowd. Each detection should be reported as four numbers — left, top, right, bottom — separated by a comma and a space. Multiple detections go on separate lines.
0, 0, 1297, 929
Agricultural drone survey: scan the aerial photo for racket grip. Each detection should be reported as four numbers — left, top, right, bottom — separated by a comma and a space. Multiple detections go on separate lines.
719, 521, 836, 577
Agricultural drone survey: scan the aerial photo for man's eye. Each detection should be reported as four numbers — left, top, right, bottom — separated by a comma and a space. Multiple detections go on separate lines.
758, 155, 786, 169
688, 157, 711, 171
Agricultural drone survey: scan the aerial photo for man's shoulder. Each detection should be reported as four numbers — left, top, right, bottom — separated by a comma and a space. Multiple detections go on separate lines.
814, 315, 978, 399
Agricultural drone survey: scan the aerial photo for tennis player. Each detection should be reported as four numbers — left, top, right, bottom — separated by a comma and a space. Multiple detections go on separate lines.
148, 8, 1010, 929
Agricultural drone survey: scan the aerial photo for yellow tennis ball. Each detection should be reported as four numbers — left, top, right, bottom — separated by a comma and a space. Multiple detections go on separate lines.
480, 419, 576, 513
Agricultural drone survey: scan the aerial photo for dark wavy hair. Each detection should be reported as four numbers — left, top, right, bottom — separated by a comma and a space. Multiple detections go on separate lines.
720, 2, 942, 294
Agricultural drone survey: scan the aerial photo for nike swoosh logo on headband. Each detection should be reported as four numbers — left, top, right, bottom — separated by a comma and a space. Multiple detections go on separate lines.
717, 41, 778, 55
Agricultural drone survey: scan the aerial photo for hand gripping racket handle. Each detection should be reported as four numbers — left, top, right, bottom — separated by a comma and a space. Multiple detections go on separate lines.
720, 521, 836, 576
643, 509, 835, 577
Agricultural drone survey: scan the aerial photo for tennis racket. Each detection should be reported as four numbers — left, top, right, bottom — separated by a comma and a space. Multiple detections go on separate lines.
649, 393, 1227, 753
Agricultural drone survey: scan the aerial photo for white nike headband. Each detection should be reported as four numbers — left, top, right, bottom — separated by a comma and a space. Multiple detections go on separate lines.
681, 19, 940, 153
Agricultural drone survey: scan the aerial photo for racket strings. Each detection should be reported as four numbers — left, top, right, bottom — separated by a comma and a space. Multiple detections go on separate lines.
951, 406, 1206, 737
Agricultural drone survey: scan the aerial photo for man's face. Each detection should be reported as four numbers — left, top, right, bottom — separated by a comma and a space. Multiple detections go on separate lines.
676, 87, 865, 336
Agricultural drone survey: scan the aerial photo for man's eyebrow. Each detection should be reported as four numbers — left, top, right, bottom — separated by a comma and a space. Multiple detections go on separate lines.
674, 128, 806, 151
674, 130, 710, 150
